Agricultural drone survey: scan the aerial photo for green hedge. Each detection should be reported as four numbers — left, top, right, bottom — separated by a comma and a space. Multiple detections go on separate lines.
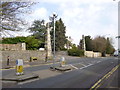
68, 49, 84, 57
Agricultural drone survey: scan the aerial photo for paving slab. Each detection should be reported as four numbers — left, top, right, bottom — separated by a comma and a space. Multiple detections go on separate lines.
2, 71, 39, 82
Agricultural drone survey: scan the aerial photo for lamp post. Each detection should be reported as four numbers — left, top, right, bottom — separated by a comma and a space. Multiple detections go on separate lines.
49, 12, 58, 69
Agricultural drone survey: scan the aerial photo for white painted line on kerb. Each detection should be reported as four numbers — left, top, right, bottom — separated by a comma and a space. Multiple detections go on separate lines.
88, 64, 93, 66
69, 64, 78, 69
65, 69, 72, 72
88, 63, 92, 65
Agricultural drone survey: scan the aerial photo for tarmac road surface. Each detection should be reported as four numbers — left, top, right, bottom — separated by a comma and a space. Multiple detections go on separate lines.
2, 57, 119, 89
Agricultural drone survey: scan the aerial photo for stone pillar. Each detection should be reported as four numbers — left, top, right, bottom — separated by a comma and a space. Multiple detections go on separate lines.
82, 35, 86, 51
46, 22, 52, 60
21, 43, 26, 50
82, 35, 86, 56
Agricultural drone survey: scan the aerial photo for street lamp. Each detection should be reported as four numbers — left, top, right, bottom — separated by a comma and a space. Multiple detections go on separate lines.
49, 12, 58, 69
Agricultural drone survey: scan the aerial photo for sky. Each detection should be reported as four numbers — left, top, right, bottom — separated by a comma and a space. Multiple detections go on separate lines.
9, 0, 119, 49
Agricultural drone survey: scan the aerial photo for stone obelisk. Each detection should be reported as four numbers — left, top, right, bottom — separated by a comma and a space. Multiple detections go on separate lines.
82, 35, 86, 51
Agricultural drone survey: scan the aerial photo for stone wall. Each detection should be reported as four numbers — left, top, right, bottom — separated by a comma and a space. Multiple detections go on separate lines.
0, 43, 26, 51
1, 50, 46, 62
93, 52, 102, 57
85, 51, 102, 57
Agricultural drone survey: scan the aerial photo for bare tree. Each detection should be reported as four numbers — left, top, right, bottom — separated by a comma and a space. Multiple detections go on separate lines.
92, 36, 107, 53
0, 1, 35, 32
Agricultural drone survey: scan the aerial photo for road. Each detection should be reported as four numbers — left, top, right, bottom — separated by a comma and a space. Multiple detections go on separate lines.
2, 56, 119, 88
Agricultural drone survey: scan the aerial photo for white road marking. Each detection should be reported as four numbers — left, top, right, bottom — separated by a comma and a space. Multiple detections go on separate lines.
69, 64, 78, 69
79, 64, 93, 69
97, 61, 101, 63
78, 63, 86, 66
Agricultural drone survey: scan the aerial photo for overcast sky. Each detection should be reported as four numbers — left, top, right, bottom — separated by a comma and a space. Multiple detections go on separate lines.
16, 0, 118, 49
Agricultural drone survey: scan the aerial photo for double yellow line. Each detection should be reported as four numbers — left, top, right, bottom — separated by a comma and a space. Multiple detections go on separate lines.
90, 64, 120, 89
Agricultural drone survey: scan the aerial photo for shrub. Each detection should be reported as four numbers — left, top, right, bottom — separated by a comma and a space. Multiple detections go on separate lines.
61, 48, 68, 51
68, 48, 84, 57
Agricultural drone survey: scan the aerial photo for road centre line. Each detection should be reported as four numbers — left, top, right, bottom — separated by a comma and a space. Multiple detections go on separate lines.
90, 64, 120, 90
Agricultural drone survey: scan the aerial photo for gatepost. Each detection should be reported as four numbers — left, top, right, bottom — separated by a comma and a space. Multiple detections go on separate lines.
16, 59, 24, 75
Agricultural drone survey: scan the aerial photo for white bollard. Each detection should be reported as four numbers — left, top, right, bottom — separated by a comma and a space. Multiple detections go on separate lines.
60, 57, 66, 67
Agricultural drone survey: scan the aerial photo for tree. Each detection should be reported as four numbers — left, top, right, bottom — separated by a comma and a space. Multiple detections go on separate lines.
106, 38, 115, 54
68, 44, 84, 56
1, 36, 41, 50
28, 20, 46, 48
65, 36, 73, 50
85, 36, 93, 51
2, 36, 26, 44
51, 18, 67, 51
92, 36, 115, 55
0, 2, 34, 32
92, 36, 107, 53
25, 36, 41, 50
78, 39, 83, 50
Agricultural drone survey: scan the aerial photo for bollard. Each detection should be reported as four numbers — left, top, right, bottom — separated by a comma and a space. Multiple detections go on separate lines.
16, 59, 24, 75
60, 57, 66, 67
30, 57, 37, 62
7, 56, 10, 66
